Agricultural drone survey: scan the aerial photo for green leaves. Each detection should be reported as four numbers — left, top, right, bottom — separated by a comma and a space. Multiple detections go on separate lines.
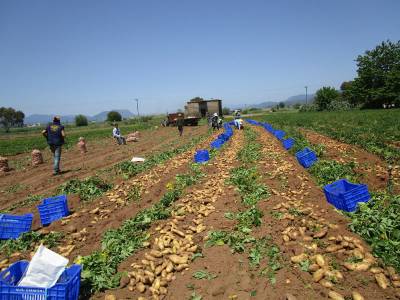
309, 160, 359, 187
349, 192, 400, 272
0, 231, 63, 257
58, 176, 112, 202
192, 270, 217, 280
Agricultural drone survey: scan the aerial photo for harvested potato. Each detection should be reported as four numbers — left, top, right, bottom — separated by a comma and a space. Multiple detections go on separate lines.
169, 254, 188, 265
352, 291, 364, 300
314, 254, 325, 267
308, 264, 320, 272
105, 295, 117, 300
291, 253, 308, 263
375, 273, 389, 289
320, 279, 334, 288
136, 282, 146, 293
313, 268, 325, 282
328, 291, 344, 300
370, 267, 383, 274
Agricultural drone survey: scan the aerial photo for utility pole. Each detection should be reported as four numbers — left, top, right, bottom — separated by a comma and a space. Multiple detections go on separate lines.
305, 86, 308, 105
134, 98, 139, 118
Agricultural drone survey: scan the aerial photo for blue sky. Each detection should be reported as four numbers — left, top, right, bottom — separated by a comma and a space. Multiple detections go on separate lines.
0, 0, 399, 116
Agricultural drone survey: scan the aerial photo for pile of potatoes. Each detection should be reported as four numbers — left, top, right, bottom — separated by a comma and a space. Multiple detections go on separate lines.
125, 216, 200, 299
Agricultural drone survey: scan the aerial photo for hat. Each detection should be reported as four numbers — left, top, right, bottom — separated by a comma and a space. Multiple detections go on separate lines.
213, 113, 218, 117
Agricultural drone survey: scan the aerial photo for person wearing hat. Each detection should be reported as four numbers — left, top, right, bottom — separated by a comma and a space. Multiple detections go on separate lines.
112, 123, 126, 145
42, 116, 65, 175
211, 113, 220, 130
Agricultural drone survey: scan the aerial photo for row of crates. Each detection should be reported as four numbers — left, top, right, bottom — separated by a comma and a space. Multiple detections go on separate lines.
0, 195, 70, 240
194, 123, 234, 163
246, 119, 371, 213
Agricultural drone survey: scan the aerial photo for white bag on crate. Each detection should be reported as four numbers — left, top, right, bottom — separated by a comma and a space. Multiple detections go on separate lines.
18, 245, 69, 288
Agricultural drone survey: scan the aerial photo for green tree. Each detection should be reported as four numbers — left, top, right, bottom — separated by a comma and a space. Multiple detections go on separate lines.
349, 40, 400, 108
222, 107, 230, 115
314, 87, 340, 111
278, 102, 285, 109
14, 110, 25, 127
107, 111, 122, 122
75, 114, 88, 126
293, 103, 301, 109
0, 107, 24, 132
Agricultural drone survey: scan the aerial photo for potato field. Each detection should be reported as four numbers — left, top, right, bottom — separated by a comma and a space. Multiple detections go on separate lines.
0, 114, 400, 300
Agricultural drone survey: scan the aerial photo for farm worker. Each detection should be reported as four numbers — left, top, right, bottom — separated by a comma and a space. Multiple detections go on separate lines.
112, 123, 126, 145
41, 116, 65, 175
176, 114, 184, 136
211, 113, 219, 130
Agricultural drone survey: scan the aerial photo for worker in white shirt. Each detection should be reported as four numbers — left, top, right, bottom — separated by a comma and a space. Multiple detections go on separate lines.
112, 123, 126, 145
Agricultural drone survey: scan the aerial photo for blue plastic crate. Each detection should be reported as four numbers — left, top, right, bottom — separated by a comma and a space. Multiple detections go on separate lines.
0, 260, 81, 300
323, 179, 371, 212
274, 130, 286, 141
37, 195, 69, 226
194, 150, 210, 163
282, 138, 295, 150
210, 139, 224, 150
218, 134, 229, 142
0, 214, 33, 240
295, 147, 318, 168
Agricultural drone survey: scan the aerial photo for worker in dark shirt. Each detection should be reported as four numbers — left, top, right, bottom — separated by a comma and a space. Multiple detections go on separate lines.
42, 116, 65, 175
176, 114, 184, 136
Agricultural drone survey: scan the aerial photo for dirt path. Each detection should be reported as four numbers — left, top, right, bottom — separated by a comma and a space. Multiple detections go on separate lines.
301, 129, 400, 193
0, 126, 207, 211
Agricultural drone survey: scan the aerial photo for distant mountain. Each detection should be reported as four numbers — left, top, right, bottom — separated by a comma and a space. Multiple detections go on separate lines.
25, 109, 134, 124
285, 94, 315, 105
90, 109, 134, 122
231, 94, 316, 110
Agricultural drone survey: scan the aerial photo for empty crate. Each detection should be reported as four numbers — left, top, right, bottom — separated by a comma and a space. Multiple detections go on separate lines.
0, 213, 33, 240
324, 179, 371, 212
295, 147, 318, 168
37, 195, 69, 226
274, 130, 286, 141
0, 260, 81, 300
194, 150, 210, 163
282, 138, 295, 150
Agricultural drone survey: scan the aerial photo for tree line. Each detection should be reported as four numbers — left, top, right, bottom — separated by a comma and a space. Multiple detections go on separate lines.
308, 40, 400, 112
0, 107, 25, 132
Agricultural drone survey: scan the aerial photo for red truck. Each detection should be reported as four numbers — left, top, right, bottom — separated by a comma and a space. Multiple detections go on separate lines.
166, 113, 200, 126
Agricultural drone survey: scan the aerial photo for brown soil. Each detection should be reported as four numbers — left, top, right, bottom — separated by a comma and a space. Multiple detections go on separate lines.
0, 129, 221, 268
0, 126, 207, 212
98, 127, 399, 300
301, 129, 400, 193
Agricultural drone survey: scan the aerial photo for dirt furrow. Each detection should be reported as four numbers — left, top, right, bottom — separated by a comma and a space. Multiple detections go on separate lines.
250, 125, 399, 299
300, 128, 399, 193
0, 126, 207, 210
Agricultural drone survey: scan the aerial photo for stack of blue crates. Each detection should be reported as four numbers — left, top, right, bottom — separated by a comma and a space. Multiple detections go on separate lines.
0, 213, 33, 240
282, 138, 295, 150
323, 179, 371, 212
0, 260, 81, 300
37, 195, 69, 226
295, 147, 318, 168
